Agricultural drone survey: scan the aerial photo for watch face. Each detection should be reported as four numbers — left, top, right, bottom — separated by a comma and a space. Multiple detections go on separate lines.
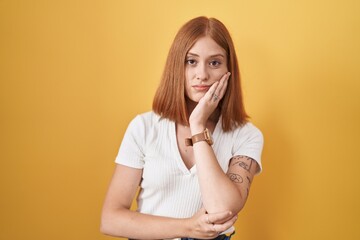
204, 128, 213, 145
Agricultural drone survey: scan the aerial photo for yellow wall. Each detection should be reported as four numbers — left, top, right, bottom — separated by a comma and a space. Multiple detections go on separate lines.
1, 0, 359, 239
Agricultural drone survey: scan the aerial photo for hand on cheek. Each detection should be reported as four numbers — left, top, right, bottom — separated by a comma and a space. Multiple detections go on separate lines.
189, 72, 231, 131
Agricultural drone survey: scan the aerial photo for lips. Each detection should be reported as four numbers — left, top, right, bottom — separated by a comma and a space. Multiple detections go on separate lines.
192, 84, 211, 92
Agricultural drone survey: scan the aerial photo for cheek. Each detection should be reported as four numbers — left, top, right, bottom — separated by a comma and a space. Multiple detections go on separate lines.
184, 68, 193, 90
184, 75, 190, 97
185, 67, 194, 79
212, 68, 228, 79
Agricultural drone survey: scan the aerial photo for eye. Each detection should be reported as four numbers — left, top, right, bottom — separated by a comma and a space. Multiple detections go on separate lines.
209, 60, 221, 67
186, 59, 197, 65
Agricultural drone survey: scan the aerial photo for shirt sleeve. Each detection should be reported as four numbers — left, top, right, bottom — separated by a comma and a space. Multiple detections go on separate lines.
232, 123, 264, 174
115, 115, 146, 169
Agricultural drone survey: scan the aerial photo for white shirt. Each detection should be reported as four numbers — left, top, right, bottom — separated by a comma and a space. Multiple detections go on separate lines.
115, 111, 263, 230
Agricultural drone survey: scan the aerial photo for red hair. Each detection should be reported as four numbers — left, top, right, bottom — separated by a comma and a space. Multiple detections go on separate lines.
152, 16, 248, 132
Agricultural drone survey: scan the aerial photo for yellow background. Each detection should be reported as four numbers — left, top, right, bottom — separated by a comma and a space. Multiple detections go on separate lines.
1, 0, 359, 239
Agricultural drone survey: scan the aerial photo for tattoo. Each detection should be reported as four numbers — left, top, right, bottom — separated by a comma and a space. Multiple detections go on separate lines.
231, 155, 254, 172
227, 173, 243, 183
228, 156, 255, 197
246, 176, 251, 184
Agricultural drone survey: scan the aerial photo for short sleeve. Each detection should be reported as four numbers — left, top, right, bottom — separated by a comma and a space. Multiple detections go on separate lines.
232, 123, 264, 174
115, 115, 146, 169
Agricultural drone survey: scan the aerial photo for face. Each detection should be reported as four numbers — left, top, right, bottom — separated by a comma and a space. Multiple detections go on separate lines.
184, 36, 228, 102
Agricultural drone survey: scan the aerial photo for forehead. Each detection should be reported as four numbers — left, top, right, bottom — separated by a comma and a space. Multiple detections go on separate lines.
187, 36, 226, 57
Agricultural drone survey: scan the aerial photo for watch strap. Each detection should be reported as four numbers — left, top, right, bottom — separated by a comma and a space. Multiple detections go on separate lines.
185, 128, 213, 146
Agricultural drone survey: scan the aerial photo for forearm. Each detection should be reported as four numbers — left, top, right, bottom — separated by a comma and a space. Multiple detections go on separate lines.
101, 208, 188, 239
192, 141, 244, 215
101, 165, 236, 239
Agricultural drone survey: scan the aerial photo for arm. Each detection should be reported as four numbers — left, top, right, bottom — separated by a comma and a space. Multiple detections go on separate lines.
100, 164, 237, 239
191, 135, 259, 216
189, 73, 259, 215
226, 155, 259, 210
192, 142, 257, 215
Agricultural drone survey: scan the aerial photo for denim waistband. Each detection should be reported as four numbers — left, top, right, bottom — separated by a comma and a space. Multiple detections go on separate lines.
180, 232, 234, 240
129, 232, 234, 240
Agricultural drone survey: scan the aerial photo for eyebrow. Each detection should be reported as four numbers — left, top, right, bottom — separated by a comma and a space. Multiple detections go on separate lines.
186, 52, 226, 58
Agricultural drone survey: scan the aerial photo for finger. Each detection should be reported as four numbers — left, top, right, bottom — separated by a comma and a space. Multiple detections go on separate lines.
219, 72, 230, 96
205, 72, 230, 103
202, 223, 219, 238
213, 72, 228, 94
212, 72, 230, 102
213, 215, 238, 233
205, 214, 211, 224
216, 72, 230, 99
204, 81, 220, 101
207, 211, 233, 224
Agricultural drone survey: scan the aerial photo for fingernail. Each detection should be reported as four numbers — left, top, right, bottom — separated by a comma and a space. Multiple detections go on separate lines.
228, 72, 231, 76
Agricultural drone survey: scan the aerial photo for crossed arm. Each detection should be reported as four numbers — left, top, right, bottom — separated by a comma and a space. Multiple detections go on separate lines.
100, 154, 258, 239
100, 164, 238, 239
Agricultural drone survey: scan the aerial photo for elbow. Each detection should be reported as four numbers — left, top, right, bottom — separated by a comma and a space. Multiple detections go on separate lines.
100, 216, 112, 236
220, 203, 244, 220
232, 202, 245, 215
227, 194, 248, 215
221, 204, 243, 217
231, 194, 247, 214
100, 209, 129, 238
100, 205, 130, 237
220, 195, 247, 216
100, 212, 119, 237
100, 225, 107, 235
205, 202, 243, 217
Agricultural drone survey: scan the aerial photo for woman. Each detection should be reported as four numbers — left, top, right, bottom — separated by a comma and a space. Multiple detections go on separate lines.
101, 16, 263, 240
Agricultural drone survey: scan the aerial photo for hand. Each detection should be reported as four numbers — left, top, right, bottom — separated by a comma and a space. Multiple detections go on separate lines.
189, 72, 231, 133
184, 207, 237, 239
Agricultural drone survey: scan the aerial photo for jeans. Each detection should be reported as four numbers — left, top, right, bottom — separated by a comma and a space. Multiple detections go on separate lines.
180, 232, 234, 240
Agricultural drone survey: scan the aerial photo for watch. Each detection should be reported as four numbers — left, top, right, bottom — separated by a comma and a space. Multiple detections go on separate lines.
185, 128, 213, 146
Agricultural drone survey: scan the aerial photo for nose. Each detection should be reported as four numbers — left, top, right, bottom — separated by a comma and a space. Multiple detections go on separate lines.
195, 63, 209, 81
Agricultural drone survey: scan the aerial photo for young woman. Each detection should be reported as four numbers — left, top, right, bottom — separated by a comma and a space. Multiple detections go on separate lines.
101, 16, 263, 240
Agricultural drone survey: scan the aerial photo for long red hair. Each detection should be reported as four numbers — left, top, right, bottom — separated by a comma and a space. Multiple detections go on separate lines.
153, 16, 248, 132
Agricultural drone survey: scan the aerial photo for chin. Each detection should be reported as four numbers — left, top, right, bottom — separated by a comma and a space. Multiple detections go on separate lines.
185, 96, 201, 104
188, 95, 205, 102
